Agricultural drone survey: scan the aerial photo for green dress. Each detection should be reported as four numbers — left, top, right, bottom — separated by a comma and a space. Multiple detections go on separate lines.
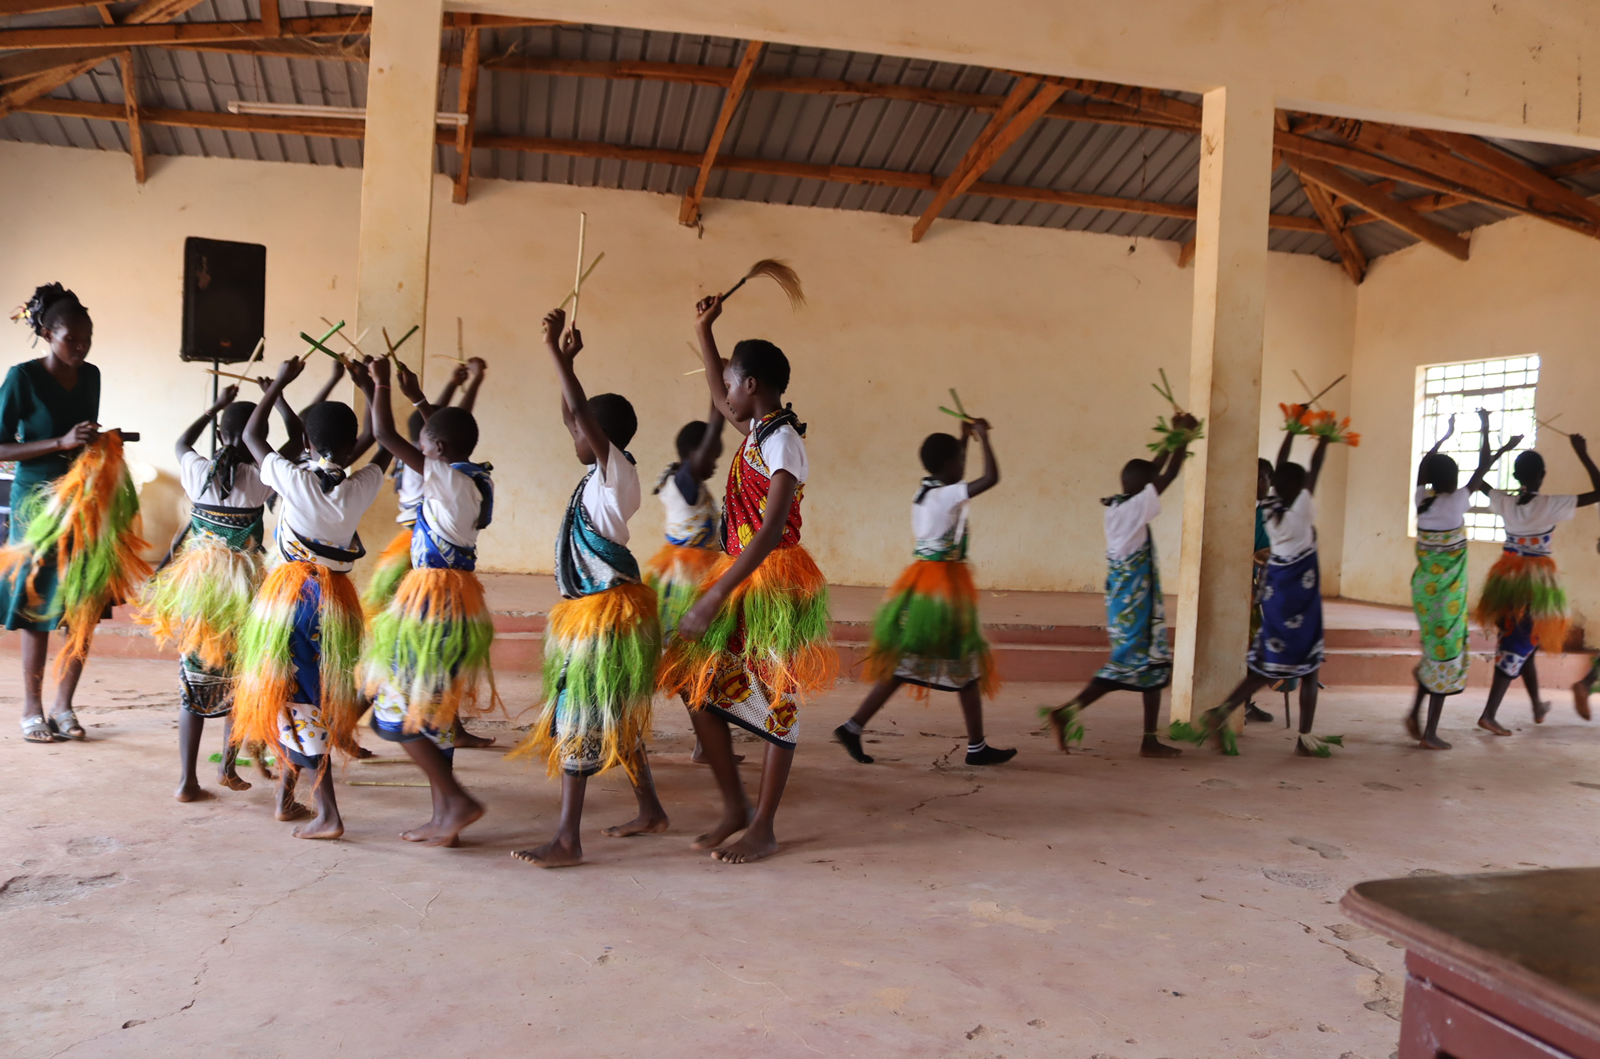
0, 360, 101, 631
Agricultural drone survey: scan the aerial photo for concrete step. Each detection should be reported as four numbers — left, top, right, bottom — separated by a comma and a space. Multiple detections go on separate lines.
5, 605, 1594, 689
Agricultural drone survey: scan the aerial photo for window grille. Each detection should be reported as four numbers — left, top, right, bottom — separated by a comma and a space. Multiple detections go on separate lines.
1414, 355, 1540, 542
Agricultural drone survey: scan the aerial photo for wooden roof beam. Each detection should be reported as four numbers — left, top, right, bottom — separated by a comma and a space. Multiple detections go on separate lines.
0, 53, 109, 118
1300, 180, 1365, 283
117, 50, 145, 183
451, 26, 480, 205
0, 14, 371, 48
1290, 155, 1469, 261
911, 76, 1070, 242
679, 39, 763, 226
0, 0, 104, 14
1423, 129, 1600, 231
0, 45, 123, 84
16, 96, 1324, 235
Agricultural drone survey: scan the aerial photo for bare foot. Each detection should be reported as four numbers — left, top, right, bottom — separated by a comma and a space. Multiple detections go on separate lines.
1404, 710, 1422, 741
1573, 680, 1593, 722
426, 794, 485, 848
400, 820, 441, 843
455, 728, 496, 749
1293, 740, 1315, 757
354, 745, 376, 760
218, 771, 252, 792
1532, 699, 1552, 724
511, 838, 582, 867
691, 809, 751, 851
1139, 736, 1183, 759
293, 814, 344, 840
602, 812, 669, 838
1420, 734, 1453, 750
1045, 704, 1079, 754
712, 828, 779, 864
275, 800, 312, 822
175, 782, 214, 803
249, 745, 276, 781
1477, 716, 1513, 736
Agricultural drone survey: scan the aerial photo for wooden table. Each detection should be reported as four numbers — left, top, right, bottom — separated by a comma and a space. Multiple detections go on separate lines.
1343, 869, 1600, 1059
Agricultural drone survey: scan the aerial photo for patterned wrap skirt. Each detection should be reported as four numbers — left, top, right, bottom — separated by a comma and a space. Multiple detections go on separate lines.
1095, 539, 1172, 690
1247, 548, 1324, 680
1412, 526, 1469, 695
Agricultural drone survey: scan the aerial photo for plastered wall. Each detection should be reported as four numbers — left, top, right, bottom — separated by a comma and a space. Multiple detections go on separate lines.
0, 140, 1355, 593
1342, 214, 1600, 633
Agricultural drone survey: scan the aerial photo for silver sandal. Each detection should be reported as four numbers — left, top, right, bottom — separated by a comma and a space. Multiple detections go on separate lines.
49, 708, 85, 740
21, 716, 60, 743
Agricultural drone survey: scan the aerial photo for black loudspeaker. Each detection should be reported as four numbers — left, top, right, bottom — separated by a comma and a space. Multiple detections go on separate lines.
181, 236, 266, 363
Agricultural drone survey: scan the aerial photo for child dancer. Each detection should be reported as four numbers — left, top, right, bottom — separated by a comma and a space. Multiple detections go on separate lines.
1406, 411, 1519, 748
1190, 424, 1334, 755
1474, 432, 1600, 734
645, 400, 726, 635
230, 357, 386, 839
1241, 458, 1275, 725
362, 359, 483, 614
355, 357, 494, 848
836, 416, 1012, 765
1043, 414, 1196, 758
659, 295, 835, 865
511, 308, 665, 868
141, 383, 302, 800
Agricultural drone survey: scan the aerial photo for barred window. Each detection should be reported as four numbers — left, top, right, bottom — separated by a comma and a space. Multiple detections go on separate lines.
1413, 355, 1540, 542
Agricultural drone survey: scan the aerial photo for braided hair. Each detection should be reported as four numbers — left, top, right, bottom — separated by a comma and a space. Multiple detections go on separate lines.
12, 283, 90, 340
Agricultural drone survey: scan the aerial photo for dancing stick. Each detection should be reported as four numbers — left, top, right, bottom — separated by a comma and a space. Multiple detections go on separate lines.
571, 212, 587, 331
1295, 372, 1347, 409
294, 320, 345, 364
432, 317, 468, 362
556, 253, 605, 312
204, 368, 256, 382
321, 317, 370, 358
1538, 414, 1571, 437
298, 331, 348, 364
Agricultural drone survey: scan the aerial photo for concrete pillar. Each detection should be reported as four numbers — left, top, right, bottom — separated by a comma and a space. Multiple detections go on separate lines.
355, 0, 444, 354
1169, 84, 1275, 721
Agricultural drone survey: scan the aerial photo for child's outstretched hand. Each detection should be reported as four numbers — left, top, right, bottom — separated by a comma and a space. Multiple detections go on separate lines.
450, 363, 470, 388
325, 358, 347, 382
274, 358, 306, 386
1572, 433, 1589, 459
211, 385, 240, 411
1172, 411, 1199, 432
371, 355, 393, 390
395, 360, 425, 405
695, 294, 723, 331
543, 308, 566, 348
467, 356, 487, 380
347, 356, 375, 394
254, 376, 274, 392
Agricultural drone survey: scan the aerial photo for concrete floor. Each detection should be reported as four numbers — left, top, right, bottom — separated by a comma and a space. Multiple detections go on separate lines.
4, 661, 1600, 1059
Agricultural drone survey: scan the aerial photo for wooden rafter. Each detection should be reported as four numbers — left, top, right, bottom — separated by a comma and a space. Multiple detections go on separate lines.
1547, 153, 1600, 179
679, 40, 763, 226
0, 0, 103, 13
0, 14, 371, 48
121, 0, 206, 24
1300, 180, 1365, 283
911, 76, 1070, 242
118, 50, 145, 183
0, 55, 110, 118
0, 45, 123, 85
1291, 155, 1469, 261
1423, 129, 1600, 231
14, 96, 1323, 236
259, 0, 280, 39
452, 27, 480, 205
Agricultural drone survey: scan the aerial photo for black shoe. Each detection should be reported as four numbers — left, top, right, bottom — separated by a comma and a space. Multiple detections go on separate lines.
1244, 702, 1275, 724
834, 725, 874, 764
965, 745, 1018, 766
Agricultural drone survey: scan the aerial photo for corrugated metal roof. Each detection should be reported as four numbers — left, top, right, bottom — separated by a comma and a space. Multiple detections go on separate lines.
4, 11, 1597, 268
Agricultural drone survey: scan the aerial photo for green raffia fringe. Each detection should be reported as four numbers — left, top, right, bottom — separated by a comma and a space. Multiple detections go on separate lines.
647, 571, 700, 635
236, 574, 364, 715
10, 464, 142, 625
361, 548, 411, 615
867, 589, 986, 668
541, 615, 661, 717
363, 589, 495, 724
693, 582, 832, 675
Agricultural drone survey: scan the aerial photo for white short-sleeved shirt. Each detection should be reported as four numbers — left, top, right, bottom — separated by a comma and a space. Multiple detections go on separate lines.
912, 481, 970, 554
260, 453, 384, 550
660, 466, 718, 547
178, 449, 274, 508
420, 459, 486, 549
1103, 484, 1161, 561
750, 420, 808, 484
394, 463, 424, 523
1414, 486, 1473, 532
1486, 489, 1579, 538
582, 443, 641, 546
1265, 490, 1317, 559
